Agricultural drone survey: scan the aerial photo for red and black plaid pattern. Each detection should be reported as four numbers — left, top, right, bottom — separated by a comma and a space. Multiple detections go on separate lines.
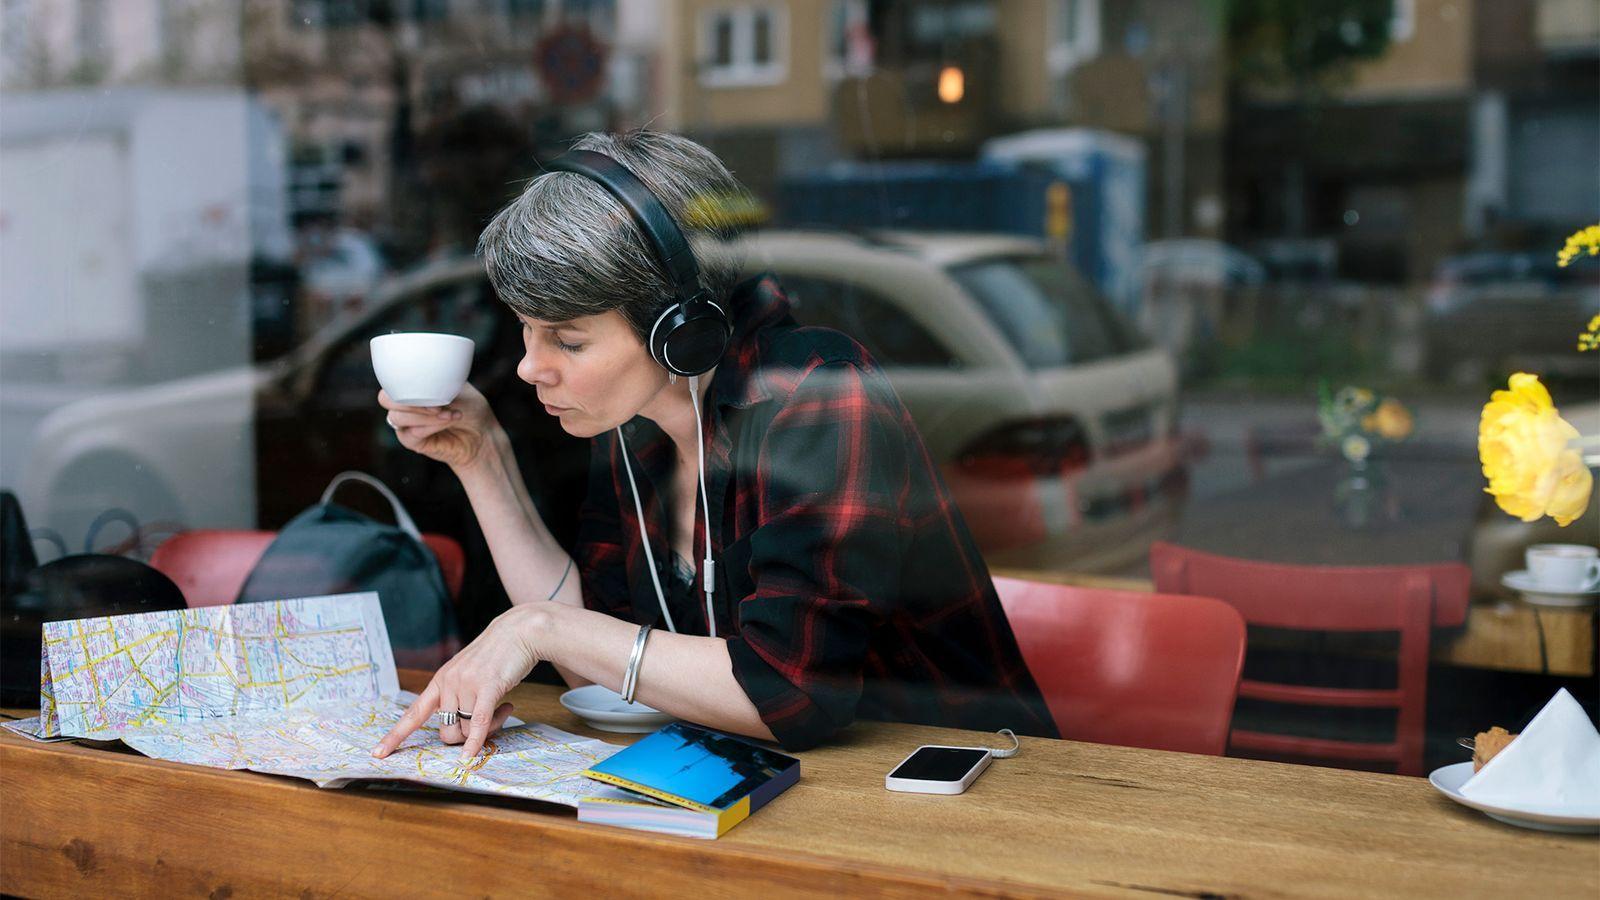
575, 274, 1057, 750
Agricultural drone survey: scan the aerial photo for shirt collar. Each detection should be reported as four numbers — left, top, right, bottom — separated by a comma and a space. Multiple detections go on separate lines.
709, 271, 793, 411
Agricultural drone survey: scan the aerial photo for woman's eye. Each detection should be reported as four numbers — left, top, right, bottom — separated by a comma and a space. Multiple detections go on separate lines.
555, 337, 584, 353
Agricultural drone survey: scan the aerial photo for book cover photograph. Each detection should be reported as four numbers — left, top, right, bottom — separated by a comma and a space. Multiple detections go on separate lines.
580, 722, 801, 837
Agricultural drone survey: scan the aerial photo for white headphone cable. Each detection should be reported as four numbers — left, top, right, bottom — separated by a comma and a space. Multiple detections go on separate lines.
616, 426, 677, 634
688, 374, 717, 636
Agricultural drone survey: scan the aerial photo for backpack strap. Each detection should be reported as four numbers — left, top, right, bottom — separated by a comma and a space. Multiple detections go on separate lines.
320, 471, 423, 541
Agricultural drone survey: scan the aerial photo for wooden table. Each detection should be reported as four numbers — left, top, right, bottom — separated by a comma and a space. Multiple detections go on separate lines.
3, 672, 1595, 898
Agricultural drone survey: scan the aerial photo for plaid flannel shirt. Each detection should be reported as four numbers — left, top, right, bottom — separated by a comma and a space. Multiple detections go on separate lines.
576, 274, 1057, 750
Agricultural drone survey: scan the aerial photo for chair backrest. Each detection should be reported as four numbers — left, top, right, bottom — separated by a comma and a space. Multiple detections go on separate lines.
1148, 541, 1472, 776
150, 529, 465, 608
992, 576, 1246, 757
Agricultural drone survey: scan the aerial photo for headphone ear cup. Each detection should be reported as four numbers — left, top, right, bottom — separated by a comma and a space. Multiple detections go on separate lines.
652, 300, 731, 377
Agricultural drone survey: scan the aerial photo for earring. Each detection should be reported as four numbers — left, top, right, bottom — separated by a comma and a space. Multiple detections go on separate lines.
669, 372, 678, 385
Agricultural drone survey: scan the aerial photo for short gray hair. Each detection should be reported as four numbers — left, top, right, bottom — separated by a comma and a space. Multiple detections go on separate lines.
477, 130, 750, 340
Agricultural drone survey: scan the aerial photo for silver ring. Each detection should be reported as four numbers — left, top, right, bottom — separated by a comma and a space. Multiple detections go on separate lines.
456, 709, 473, 721
441, 710, 457, 726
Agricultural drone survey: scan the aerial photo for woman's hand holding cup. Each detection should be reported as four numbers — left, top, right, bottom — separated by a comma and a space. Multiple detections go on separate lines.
379, 383, 498, 472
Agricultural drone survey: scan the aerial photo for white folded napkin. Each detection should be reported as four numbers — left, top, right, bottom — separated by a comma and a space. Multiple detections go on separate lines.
1461, 688, 1600, 812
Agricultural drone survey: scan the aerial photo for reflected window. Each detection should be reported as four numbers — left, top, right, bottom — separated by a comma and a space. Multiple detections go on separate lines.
565, 0, 615, 31
410, 0, 450, 22
824, 0, 873, 80
2, 0, 31, 84
699, 5, 787, 87
752, 9, 772, 65
950, 256, 1142, 368
782, 274, 957, 369
908, 0, 995, 51
291, 0, 363, 28
1389, 0, 1415, 42
712, 15, 734, 68
76, 0, 110, 71
1048, 0, 1100, 74
289, 143, 344, 222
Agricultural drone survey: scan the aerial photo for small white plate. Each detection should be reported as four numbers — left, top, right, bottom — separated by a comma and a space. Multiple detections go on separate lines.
558, 684, 674, 733
1429, 762, 1600, 833
1501, 570, 1600, 608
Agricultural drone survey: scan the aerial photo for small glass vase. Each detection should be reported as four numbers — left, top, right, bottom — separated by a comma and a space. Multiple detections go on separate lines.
1334, 458, 1385, 530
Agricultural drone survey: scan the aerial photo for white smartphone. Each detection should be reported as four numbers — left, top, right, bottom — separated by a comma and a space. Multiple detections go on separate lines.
884, 745, 993, 795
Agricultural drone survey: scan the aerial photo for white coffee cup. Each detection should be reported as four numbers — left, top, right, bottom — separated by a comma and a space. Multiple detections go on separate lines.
370, 332, 474, 407
1525, 544, 1600, 592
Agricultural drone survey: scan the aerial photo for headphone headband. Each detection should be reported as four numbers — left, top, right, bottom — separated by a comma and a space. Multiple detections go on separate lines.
545, 150, 702, 305
544, 149, 730, 376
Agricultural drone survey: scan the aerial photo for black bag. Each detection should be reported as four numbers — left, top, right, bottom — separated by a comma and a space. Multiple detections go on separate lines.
1, 491, 187, 706
235, 471, 462, 669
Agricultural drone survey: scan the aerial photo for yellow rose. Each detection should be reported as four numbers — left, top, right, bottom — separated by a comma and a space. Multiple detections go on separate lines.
1362, 398, 1414, 440
1547, 450, 1595, 525
1479, 373, 1593, 526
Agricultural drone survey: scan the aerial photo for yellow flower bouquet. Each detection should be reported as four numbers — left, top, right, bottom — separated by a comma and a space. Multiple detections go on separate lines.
1317, 383, 1414, 528
1317, 384, 1414, 463
1479, 373, 1593, 527
1473, 225, 1600, 529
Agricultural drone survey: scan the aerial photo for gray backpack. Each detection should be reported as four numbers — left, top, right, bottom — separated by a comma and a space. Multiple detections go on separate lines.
236, 472, 461, 668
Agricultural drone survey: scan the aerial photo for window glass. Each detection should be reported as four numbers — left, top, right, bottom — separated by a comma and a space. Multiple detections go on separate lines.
782, 273, 957, 368
752, 10, 772, 66
950, 256, 1142, 367
712, 14, 735, 68
4, 0, 1595, 806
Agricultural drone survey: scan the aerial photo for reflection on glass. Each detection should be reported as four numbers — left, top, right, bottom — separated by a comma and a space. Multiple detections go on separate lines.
950, 255, 1142, 367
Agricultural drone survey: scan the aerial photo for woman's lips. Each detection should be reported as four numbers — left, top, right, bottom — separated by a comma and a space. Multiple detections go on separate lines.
543, 403, 568, 415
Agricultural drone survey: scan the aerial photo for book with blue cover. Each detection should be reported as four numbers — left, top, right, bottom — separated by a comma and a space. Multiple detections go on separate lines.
578, 722, 801, 838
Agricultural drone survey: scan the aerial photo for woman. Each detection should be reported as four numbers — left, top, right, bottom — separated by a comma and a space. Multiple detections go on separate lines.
371, 131, 1054, 761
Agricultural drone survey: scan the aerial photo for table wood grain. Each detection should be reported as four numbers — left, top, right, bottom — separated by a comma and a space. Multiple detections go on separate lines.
2, 671, 1595, 899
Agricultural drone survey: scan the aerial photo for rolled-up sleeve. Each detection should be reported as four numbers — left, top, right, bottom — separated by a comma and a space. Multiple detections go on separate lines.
724, 360, 912, 750
575, 434, 633, 619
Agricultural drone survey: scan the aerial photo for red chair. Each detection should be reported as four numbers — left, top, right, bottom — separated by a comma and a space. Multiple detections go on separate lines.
150, 529, 466, 608
1149, 542, 1471, 776
992, 576, 1247, 756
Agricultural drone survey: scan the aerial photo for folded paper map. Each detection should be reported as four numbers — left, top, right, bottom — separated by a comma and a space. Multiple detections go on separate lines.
2, 594, 620, 806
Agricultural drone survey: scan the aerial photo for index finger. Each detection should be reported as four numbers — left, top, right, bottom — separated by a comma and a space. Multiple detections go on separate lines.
371, 681, 439, 758
457, 693, 499, 764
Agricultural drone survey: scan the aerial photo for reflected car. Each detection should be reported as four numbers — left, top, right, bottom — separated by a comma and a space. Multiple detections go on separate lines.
716, 230, 1187, 572
23, 229, 1185, 601
1424, 252, 1600, 384
19, 257, 587, 632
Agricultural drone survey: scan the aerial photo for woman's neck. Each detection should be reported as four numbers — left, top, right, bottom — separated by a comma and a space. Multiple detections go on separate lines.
637, 367, 717, 466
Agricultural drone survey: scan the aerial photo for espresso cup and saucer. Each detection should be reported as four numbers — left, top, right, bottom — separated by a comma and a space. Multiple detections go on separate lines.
1501, 544, 1600, 608
370, 332, 474, 407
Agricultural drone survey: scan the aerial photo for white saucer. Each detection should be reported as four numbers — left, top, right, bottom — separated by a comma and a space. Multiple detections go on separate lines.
558, 685, 674, 733
1429, 762, 1600, 833
1500, 570, 1600, 608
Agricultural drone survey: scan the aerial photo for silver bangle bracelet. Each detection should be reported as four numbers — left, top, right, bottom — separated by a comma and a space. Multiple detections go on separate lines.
620, 624, 653, 705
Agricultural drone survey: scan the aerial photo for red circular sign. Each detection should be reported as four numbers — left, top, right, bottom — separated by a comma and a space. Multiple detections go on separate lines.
536, 26, 608, 105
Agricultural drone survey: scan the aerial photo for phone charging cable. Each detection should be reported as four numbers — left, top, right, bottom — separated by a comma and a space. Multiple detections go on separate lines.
990, 729, 1021, 759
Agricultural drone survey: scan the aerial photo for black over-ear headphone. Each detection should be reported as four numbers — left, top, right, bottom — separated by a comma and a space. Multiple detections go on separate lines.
545, 150, 732, 377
